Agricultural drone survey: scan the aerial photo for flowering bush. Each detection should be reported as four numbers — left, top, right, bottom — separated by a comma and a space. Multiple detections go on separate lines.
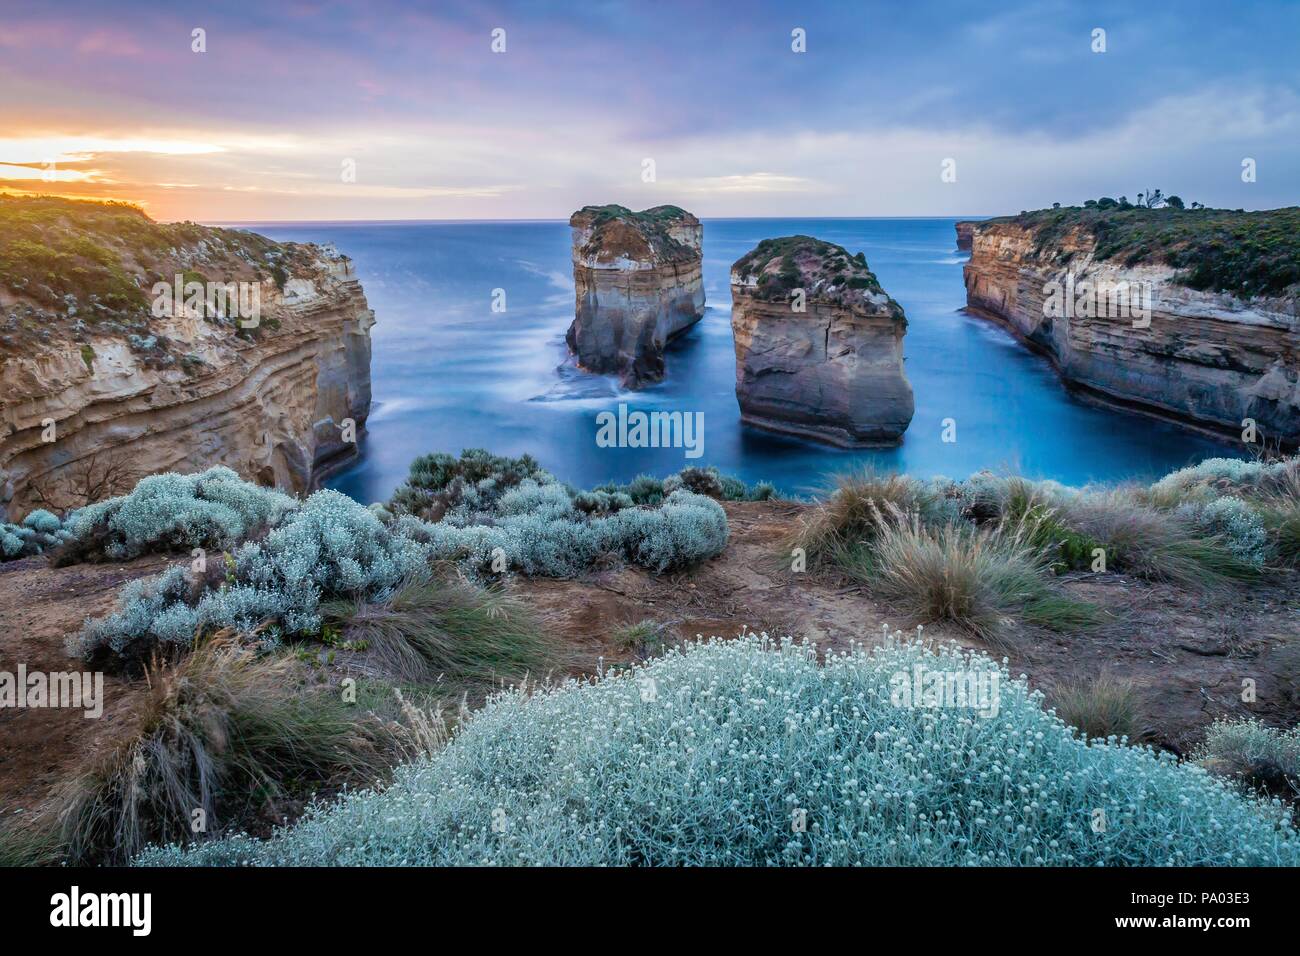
137, 636, 1299, 867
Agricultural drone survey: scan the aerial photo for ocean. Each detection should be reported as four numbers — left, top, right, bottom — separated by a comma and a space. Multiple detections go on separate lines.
240, 217, 1235, 502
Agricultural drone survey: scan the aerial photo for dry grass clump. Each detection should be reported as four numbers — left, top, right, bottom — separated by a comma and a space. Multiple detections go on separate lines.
1056, 489, 1259, 588
54, 636, 391, 865
323, 573, 558, 689
789, 468, 938, 568
612, 618, 675, 660
835, 502, 1099, 641
1256, 467, 1300, 567
1051, 673, 1147, 742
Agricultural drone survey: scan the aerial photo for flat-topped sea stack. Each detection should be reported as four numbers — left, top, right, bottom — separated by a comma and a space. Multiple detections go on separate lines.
955, 221, 977, 251
730, 236, 914, 447
963, 204, 1300, 445
566, 204, 705, 388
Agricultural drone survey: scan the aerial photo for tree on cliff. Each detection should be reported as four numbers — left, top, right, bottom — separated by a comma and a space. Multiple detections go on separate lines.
1137, 188, 1167, 209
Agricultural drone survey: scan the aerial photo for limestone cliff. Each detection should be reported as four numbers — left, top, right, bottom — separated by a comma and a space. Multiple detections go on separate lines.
566, 204, 705, 388
730, 236, 913, 447
963, 206, 1299, 445
0, 196, 374, 520
955, 221, 976, 251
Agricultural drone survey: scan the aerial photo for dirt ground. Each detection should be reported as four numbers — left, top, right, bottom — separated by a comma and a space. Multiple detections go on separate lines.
3, 500, 1299, 822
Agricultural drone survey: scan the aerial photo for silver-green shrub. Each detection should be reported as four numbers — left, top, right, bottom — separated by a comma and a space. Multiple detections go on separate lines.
1176, 496, 1270, 566
64, 466, 298, 561
71, 465, 729, 665
137, 635, 1299, 867
0, 509, 69, 561
71, 488, 432, 666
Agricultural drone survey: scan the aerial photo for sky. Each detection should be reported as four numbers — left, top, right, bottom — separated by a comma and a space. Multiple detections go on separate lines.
1, 0, 1297, 222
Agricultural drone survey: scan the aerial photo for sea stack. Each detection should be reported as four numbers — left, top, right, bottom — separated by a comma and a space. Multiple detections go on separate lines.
566, 204, 705, 388
730, 236, 914, 447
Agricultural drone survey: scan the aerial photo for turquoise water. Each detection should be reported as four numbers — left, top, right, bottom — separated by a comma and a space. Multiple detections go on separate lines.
243, 218, 1235, 501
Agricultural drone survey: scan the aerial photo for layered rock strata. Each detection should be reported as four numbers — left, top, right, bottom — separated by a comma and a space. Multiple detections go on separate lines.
566, 204, 705, 388
0, 199, 373, 520
963, 214, 1299, 445
955, 221, 976, 251
730, 236, 914, 447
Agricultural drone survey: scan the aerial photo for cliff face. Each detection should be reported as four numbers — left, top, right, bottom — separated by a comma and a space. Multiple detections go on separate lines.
0, 198, 373, 520
566, 205, 705, 388
955, 221, 976, 251
730, 237, 913, 447
963, 216, 1299, 444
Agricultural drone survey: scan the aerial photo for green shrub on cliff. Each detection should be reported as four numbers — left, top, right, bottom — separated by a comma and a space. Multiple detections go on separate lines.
386, 449, 731, 576
70, 487, 431, 668
999, 204, 1300, 299
136, 635, 1300, 867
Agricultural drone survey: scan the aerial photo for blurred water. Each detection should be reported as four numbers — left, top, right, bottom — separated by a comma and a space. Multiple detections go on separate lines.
238, 218, 1236, 502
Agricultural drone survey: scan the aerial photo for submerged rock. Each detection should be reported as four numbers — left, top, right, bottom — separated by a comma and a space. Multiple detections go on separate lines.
729, 236, 914, 447
566, 205, 705, 388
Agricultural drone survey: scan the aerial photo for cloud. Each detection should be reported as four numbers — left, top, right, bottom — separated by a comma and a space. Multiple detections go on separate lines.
672, 173, 822, 195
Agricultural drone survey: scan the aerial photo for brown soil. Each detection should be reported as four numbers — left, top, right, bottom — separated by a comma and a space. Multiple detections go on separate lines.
3, 500, 1298, 824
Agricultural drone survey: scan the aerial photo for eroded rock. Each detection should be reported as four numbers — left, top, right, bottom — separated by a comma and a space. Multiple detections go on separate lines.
566, 204, 705, 388
729, 236, 914, 447
962, 210, 1300, 445
0, 199, 373, 520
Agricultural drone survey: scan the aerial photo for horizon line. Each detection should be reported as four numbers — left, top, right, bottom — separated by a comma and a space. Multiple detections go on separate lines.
207, 214, 998, 227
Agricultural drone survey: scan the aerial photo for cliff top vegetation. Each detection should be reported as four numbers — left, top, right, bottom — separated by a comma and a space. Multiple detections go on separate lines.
0, 194, 321, 361
570, 203, 699, 264
986, 201, 1300, 300
731, 235, 904, 316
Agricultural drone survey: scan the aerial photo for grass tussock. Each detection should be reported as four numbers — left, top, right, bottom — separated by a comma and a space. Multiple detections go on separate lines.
1257, 468, 1300, 568
1051, 673, 1147, 742
789, 468, 937, 567
612, 618, 675, 660
1061, 490, 1260, 589
835, 502, 1100, 641
55, 636, 390, 865
324, 573, 558, 689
